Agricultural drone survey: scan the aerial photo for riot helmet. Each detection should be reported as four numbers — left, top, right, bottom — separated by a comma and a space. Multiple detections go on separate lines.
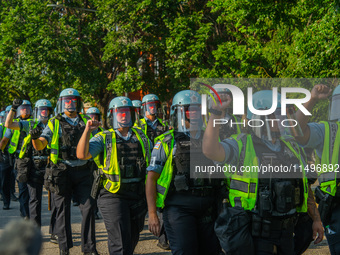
170, 90, 202, 133
34, 99, 53, 123
0, 111, 5, 124
56, 88, 83, 114
141, 94, 161, 120
16, 100, 32, 119
108, 97, 136, 129
328, 84, 340, 121
247, 90, 302, 141
86, 107, 101, 122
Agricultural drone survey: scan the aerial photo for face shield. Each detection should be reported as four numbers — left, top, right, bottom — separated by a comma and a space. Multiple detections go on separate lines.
16, 105, 32, 119
111, 107, 136, 129
143, 101, 162, 119
250, 106, 303, 141
57, 96, 82, 114
208, 91, 233, 116
88, 113, 101, 122
328, 94, 340, 121
134, 107, 141, 118
171, 105, 202, 133
34, 107, 52, 122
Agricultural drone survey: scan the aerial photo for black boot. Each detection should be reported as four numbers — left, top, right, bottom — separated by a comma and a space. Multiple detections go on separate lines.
60, 249, 69, 255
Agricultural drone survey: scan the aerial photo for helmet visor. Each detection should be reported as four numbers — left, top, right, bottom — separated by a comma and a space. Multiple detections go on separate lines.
250, 106, 303, 141
111, 107, 135, 129
143, 101, 161, 118
34, 107, 52, 122
16, 105, 32, 119
57, 96, 82, 114
329, 94, 340, 121
88, 113, 101, 122
171, 105, 202, 132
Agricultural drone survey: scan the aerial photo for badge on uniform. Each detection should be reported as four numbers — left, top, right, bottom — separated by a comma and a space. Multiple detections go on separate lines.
150, 157, 156, 166
154, 141, 161, 150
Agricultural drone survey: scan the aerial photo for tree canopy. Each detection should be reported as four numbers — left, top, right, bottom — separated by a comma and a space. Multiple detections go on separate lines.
0, 0, 338, 120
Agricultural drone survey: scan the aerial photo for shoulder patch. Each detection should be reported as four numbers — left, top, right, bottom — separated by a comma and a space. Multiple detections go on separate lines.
153, 140, 162, 150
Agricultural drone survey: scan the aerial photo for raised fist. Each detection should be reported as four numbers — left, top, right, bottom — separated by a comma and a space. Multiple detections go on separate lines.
30, 127, 42, 140
12, 99, 23, 110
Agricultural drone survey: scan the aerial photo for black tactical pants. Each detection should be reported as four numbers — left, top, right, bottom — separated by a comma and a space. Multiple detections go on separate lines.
324, 203, 340, 255
97, 189, 147, 255
162, 193, 221, 255
27, 181, 43, 226
49, 192, 57, 235
253, 217, 296, 255
18, 180, 29, 217
294, 213, 313, 255
53, 163, 96, 253
0, 160, 12, 208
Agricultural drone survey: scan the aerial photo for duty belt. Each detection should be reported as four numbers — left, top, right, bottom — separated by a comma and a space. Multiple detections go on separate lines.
177, 187, 214, 197
121, 178, 143, 183
33, 156, 48, 160
269, 216, 297, 230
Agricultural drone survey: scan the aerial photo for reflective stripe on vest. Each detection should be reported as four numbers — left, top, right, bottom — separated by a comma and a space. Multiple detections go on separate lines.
19, 121, 39, 158
8, 118, 32, 154
154, 130, 175, 209
139, 117, 167, 143
49, 114, 90, 164
0, 124, 6, 139
228, 134, 309, 212
95, 127, 150, 194
318, 121, 340, 196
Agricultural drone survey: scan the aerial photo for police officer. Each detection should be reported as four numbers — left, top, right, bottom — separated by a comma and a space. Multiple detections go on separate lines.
77, 96, 151, 255
25, 99, 53, 226
139, 95, 170, 250
146, 90, 222, 255
203, 90, 323, 255
0, 109, 11, 210
295, 84, 340, 255
209, 84, 241, 140
49, 106, 59, 244
0, 111, 6, 200
5, 100, 33, 219
86, 107, 104, 135
31, 88, 97, 255
0, 106, 18, 205
132, 100, 142, 120
5, 99, 52, 226
139, 94, 168, 143
85, 106, 103, 220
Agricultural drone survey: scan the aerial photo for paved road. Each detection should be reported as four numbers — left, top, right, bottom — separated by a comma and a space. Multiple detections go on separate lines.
0, 190, 331, 255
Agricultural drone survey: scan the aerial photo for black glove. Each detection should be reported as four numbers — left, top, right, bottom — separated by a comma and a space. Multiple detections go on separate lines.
30, 127, 42, 140
12, 99, 23, 111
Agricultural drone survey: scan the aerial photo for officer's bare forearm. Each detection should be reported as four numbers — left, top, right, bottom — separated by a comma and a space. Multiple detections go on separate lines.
5, 109, 19, 130
32, 137, 48, 151
146, 171, 160, 216
0, 137, 9, 151
203, 113, 225, 162
307, 185, 321, 222
77, 128, 92, 160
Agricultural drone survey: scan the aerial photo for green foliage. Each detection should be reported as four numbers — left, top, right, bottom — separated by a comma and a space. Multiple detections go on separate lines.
0, 0, 338, 122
